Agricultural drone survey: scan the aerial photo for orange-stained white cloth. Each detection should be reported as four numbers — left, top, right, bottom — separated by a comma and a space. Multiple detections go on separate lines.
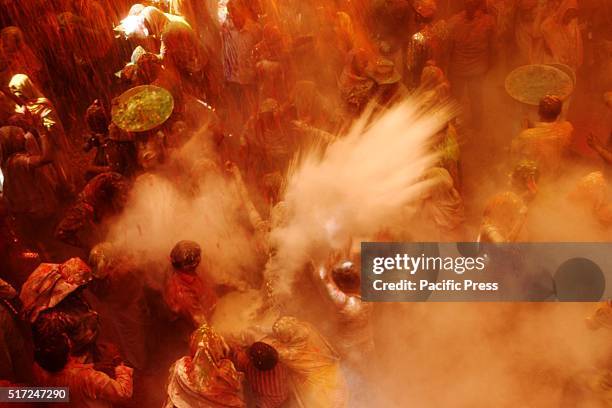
267, 317, 348, 408
34, 357, 133, 408
512, 121, 573, 175
540, 0, 583, 70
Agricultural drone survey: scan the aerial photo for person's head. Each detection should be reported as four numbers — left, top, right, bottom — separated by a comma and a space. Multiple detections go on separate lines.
8, 74, 43, 104
227, 0, 248, 28
135, 52, 162, 84
331, 260, 361, 294
538, 95, 563, 122
414, 0, 437, 23
262, 171, 283, 204
136, 131, 166, 170
258, 98, 280, 129
0, 26, 24, 53
263, 23, 283, 49
464, 0, 482, 17
511, 160, 539, 199
89, 242, 117, 280
189, 323, 227, 361
170, 240, 202, 272
0, 91, 17, 123
85, 99, 108, 135
0, 125, 26, 166
0, 278, 16, 299
562, 5, 579, 25
128, 3, 145, 16
34, 333, 70, 373
248, 342, 279, 371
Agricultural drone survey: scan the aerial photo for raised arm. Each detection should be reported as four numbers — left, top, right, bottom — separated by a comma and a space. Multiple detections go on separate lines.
317, 265, 348, 308
588, 133, 612, 165
226, 161, 265, 231
85, 364, 133, 403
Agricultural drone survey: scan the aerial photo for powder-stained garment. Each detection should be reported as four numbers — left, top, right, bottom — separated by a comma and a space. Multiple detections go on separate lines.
233, 349, 290, 408
267, 318, 348, 408
448, 10, 496, 77
140, 6, 204, 74
405, 20, 448, 87
422, 167, 465, 233
9, 74, 78, 192
540, 0, 583, 70
0, 26, 44, 87
512, 121, 573, 174
165, 324, 245, 408
222, 20, 262, 85
34, 358, 133, 408
2, 152, 59, 219
164, 271, 217, 327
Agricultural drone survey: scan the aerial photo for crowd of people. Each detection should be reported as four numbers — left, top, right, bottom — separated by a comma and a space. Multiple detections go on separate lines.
0, 0, 611, 406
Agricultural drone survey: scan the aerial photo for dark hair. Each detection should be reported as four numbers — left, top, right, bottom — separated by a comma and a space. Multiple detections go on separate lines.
170, 240, 202, 270
248, 342, 278, 371
332, 261, 361, 293
538, 95, 563, 121
33, 309, 78, 342
34, 334, 69, 373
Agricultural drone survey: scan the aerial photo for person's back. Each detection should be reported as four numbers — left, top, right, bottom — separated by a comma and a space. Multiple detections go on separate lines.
515, 121, 573, 166
513, 95, 573, 175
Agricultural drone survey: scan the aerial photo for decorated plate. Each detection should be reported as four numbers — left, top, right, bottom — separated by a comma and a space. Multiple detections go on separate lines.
505, 64, 574, 106
111, 85, 174, 132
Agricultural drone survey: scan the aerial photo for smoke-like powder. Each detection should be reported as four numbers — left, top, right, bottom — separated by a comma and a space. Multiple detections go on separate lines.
105, 134, 261, 289
267, 100, 453, 297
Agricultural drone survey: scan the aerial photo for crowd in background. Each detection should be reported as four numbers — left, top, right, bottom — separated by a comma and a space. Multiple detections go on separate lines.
0, 0, 611, 406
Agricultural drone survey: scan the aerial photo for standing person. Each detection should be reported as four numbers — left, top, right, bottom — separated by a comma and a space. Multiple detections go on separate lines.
0, 125, 61, 258
139, 5, 209, 97
117, 6, 208, 98
405, 0, 449, 89
0, 26, 46, 88
168, 0, 221, 57
221, 0, 262, 128
82, 100, 138, 180
512, 0, 547, 66
8, 73, 78, 197
163, 240, 218, 328
540, 0, 583, 72
230, 341, 290, 408
338, 48, 376, 118
448, 0, 496, 130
